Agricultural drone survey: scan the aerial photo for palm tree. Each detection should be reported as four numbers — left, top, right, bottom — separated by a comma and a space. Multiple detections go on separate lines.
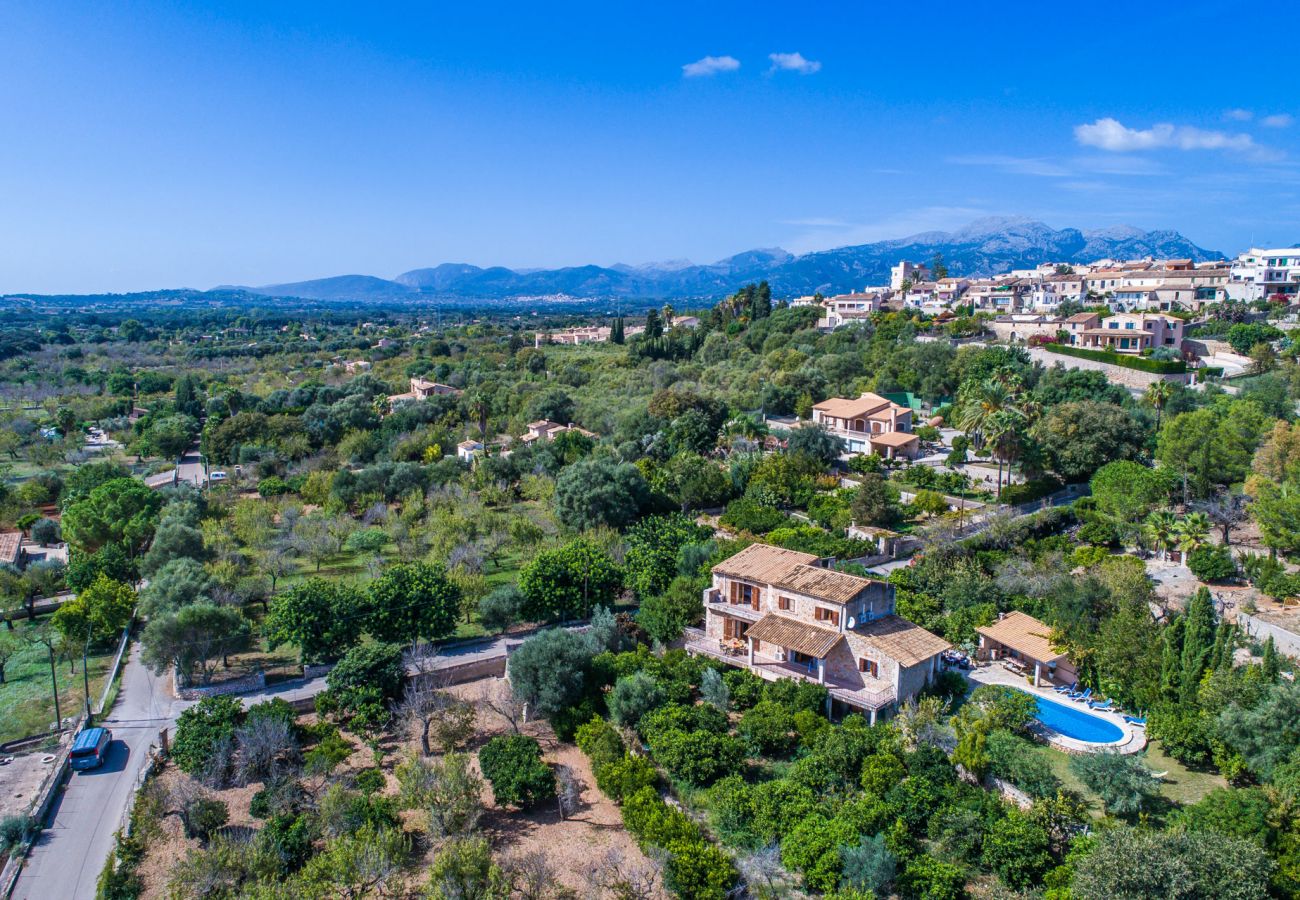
1145, 380, 1173, 430
957, 375, 1030, 499
1144, 510, 1179, 560
1173, 512, 1211, 555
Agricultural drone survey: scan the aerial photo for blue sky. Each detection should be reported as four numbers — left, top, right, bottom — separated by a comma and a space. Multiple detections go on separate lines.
2, 0, 1297, 293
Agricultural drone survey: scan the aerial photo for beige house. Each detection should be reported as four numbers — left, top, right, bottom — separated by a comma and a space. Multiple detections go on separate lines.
519, 420, 598, 445
975, 611, 1077, 688
810, 393, 919, 460
388, 376, 463, 406
1076, 312, 1183, 354
688, 543, 949, 721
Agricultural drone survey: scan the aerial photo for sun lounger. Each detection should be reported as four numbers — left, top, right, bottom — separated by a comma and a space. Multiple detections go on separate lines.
1088, 699, 1114, 711
1123, 715, 1146, 727
1053, 682, 1076, 694
1069, 688, 1092, 702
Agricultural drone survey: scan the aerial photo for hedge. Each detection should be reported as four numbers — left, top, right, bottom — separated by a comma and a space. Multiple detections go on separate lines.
1043, 343, 1186, 373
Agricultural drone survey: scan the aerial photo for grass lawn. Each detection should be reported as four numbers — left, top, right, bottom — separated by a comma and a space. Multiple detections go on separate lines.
0, 620, 119, 744
1032, 738, 1224, 820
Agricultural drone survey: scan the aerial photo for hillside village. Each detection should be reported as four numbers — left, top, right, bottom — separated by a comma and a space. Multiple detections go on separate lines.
0, 245, 1299, 900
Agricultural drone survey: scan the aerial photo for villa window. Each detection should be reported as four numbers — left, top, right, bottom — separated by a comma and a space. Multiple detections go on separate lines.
814, 607, 840, 626
859, 658, 879, 677
730, 582, 758, 609
778, 596, 792, 611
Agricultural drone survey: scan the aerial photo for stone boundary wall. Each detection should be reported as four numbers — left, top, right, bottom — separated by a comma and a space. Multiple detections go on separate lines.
1028, 347, 1192, 389
1239, 613, 1300, 661
174, 670, 267, 700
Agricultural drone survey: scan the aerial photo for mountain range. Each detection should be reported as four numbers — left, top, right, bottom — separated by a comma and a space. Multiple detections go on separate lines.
232, 217, 1222, 303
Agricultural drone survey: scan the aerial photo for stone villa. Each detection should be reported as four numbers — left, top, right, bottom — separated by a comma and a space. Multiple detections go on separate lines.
687, 543, 950, 721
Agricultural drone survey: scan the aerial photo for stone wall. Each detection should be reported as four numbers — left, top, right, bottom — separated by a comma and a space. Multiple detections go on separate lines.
1027, 347, 1191, 389
174, 671, 267, 701
1239, 613, 1300, 661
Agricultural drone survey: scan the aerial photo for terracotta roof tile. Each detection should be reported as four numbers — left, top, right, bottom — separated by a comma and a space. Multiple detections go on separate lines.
976, 611, 1066, 663
846, 615, 951, 667
745, 613, 842, 658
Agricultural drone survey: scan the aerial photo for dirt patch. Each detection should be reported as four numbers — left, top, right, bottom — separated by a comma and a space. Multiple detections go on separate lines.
0, 745, 63, 819
133, 678, 656, 898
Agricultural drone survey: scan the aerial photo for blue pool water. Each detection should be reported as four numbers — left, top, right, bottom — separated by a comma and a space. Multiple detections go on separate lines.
1022, 690, 1124, 743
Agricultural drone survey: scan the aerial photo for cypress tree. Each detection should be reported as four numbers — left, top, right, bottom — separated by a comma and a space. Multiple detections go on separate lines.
1262, 636, 1280, 682
1180, 587, 1215, 704
610, 317, 624, 345
1160, 615, 1184, 702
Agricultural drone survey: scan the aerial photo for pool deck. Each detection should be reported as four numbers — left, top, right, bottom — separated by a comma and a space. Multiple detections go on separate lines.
962, 664, 1146, 755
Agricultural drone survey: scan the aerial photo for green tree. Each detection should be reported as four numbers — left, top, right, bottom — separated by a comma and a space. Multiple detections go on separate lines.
981, 810, 1052, 889
1034, 400, 1148, 482
1068, 751, 1157, 816
142, 603, 252, 686
365, 562, 461, 645
518, 538, 622, 622
506, 627, 594, 718
1157, 403, 1271, 501
51, 574, 135, 644
784, 424, 846, 465
553, 456, 649, 531
478, 735, 555, 810
1089, 460, 1173, 535
1072, 827, 1273, 900
62, 477, 162, 555
265, 578, 365, 664
1180, 586, 1216, 705
1218, 680, 1300, 779
623, 514, 711, 600
637, 575, 706, 644
171, 695, 244, 776
850, 473, 900, 526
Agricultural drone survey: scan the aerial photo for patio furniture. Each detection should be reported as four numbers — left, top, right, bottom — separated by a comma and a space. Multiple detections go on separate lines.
1088, 699, 1114, 711
1053, 682, 1077, 694
1069, 688, 1092, 703
1123, 715, 1146, 727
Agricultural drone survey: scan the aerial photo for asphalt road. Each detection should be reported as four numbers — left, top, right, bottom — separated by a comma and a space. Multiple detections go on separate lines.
175, 446, 206, 488
13, 645, 177, 900
10, 630, 533, 899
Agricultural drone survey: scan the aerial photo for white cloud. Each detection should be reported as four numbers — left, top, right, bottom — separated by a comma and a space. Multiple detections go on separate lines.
1225, 108, 1254, 121
1263, 113, 1294, 128
681, 55, 740, 78
1074, 117, 1257, 152
768, 52, 821, 74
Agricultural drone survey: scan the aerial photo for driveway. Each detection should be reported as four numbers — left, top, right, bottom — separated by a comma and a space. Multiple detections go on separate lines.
174, 446, 206, 488
12, 645, 178, 900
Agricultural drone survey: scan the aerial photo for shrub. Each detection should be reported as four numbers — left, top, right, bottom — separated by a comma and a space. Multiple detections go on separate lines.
172, 696, 243, 777
575, 716, 625, 768
663, 838, 736, 900
840, 833, 897, 897
607, 672, 666, 728
1188, 544, 1238, 582
595, 754, 658, 804
478, 735, 556, 810
1043, 343, 1186, 373
621, 786, 701, 848
0, 815, 38, 858
180, 796, 229, 841
304, 731, 354, 776
723, 668, 766, 710
29, 518, 61, 545
257, 813, 312, 871
353, 767, 386, 795
477, 584, 522, 634
738, 700, 798, 758
651, 729, 746, 787
981, 810, 1052, 889
898, 854, 966, 900
781, 814, 858, 893
719, 498, 788, 534
249, 776, 307, 820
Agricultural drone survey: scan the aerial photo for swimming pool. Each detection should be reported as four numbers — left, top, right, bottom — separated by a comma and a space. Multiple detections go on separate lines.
1022, 690, 1124, 744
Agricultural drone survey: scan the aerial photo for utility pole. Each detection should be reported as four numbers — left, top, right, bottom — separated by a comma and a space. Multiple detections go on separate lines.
46, 643, 61, 729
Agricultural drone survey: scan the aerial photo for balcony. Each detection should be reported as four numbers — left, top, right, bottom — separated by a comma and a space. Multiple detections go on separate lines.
704, 587, 764, 622
684, 627, 896, 712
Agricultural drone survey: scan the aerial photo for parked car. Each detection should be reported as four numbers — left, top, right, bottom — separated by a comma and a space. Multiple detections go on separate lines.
210, 470, 228, 481
69, 726, 113, 771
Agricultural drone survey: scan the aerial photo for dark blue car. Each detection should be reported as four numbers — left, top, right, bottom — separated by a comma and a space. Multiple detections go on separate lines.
69, 727, 112, 771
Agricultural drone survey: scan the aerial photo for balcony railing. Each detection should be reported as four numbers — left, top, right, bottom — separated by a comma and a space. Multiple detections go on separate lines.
684, 628, 896, 710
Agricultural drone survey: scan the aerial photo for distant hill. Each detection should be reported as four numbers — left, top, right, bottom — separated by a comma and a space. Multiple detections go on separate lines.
3, 218, 1224, 306
227, 217, 1221, 302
